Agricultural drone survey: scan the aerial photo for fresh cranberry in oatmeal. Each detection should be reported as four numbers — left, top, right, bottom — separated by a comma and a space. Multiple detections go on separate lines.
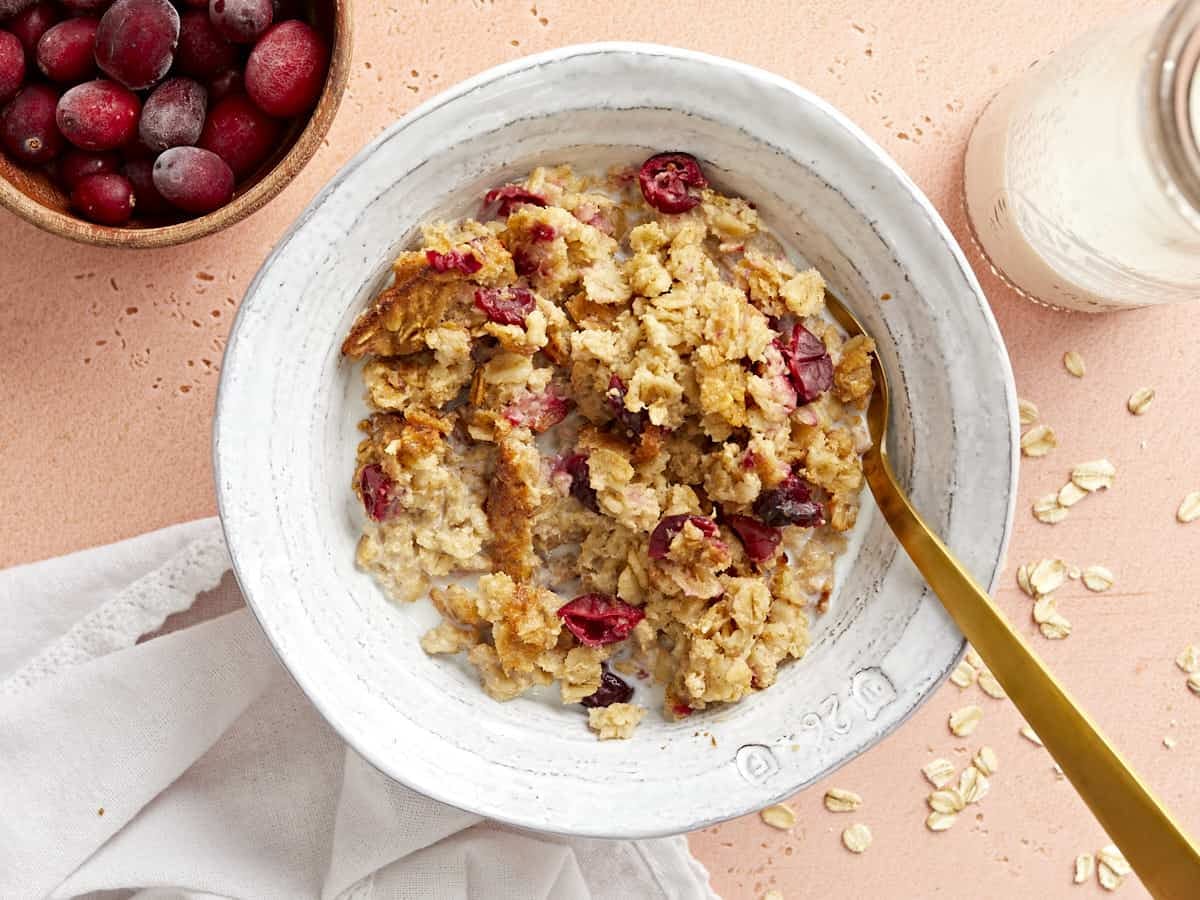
554, 453, 599, 512
648, 514, 720, 559
473, 285, 535, 325
580, 668, 635, 708
359, 464, 396, 521
426, 249, 482, 275
511, 248, 538, 277
637, 151, 708, 214
753, 473, 826, 528
779, 324, 834, 404
724, 514, 782, 563
530, 222, 556, 242
557, 594, 645, 647
483, 184, 547, 217
606, 375, 649, 438
502, 386, 570, 433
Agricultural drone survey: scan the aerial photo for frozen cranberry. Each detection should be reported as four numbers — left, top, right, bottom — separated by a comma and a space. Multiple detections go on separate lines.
606, 375, 648, 438
57, 79, 140, 150
359, 463, 396, 521
138, 77, 206, 152
244, 19, 327, 117
638, 151, 707, 214
58, 147, 120, 188
648, 514, 720, 560
152, 144, 233, 213
71, 172, 134, 224
482, 183, 546, 217
206, 66, 242, 102
175, 9, 235, 78
425, 249, 481, 275
557, 594, 645, 647
95, 0, 180, 90
779, 324, 833, 404
502, 386, 570, 433
122, 155, 172, 214
8, 3, 59, 62
60, 0, 113, 11
559, 453, 599, 512
208, 0, 271, 43
197, 92, 279, 177
473, 285, 534, 325
724, 514, 782, 563
580, 668, 634, 708
1, 83, 62, 164
530, 222, 555, 242
36, 17, 98, 82
0, 29, 24, 104
752, 473, 825, 528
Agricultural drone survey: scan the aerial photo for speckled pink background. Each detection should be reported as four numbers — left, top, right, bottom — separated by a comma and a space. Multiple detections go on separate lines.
3, 1, 1198, 897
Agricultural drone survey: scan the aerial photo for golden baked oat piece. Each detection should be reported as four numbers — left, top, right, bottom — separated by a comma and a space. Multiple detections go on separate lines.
487, 433, 543, 581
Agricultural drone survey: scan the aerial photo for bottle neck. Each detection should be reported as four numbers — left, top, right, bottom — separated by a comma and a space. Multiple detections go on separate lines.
1146, 0, 1200, 229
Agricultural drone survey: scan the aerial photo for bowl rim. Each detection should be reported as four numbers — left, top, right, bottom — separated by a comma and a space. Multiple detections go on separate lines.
215, 41, 1020, 838
0, 0, 353, 249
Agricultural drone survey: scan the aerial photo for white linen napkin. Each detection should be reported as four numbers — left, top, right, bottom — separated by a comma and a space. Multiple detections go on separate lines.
0, 519, 717, 900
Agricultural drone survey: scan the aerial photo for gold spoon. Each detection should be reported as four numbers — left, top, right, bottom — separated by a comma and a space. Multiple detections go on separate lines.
823, 291, 1200, 898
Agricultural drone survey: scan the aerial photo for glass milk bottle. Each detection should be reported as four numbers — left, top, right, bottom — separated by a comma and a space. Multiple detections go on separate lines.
964, 1, 1200, 311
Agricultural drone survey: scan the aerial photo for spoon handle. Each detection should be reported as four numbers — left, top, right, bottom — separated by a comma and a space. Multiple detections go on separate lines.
865, 451, 1200, 898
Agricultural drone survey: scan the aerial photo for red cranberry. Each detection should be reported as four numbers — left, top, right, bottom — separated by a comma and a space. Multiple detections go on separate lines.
152, 145, 233, 213
752, 473, 825, 528
648, 514, 720, 560
180, 0, 208, 6
8, 3, 60, 62
580, 668, 634, 708
175, 9, 235, 78
637, 151, 707, 214
209, 0, 271, 43
95, 0, 180, 90
359, 463, 396, 521
606, 374, 648, 438
425, 249, 481, 275
672, 702, 694, 717
724, 514, 782, 563
60, 0, 112, 10
1, 83, 63, 164
197, 92, 280, 178
473, 285, 534, 325
58, 147, 120, 188
71, 171, 134, 224
530, 222, 555, 242
779, 324, 833, 404
122, 154, 172, 215
138, 76, 206, 152
36, 16, 98, 82
482, 183, 546, 217
0, 29, 25, 104
558, 453, 599, 512
557, 594, 645, 647
57, 79, 140, 151
511, 247, 536, 277
206, 66, 242, 102
244, 19, 327, 117
502, 386, 570, 433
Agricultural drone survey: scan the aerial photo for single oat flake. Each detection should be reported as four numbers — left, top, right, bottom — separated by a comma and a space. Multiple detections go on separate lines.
1127, 387, 1155, 415
949, 704, 983, 737
978, 670, 1007, 700
957, 765, 990, 805
1021, 425, 1058, 458
841, 823, 872, 854
1175, 644, 1200, 674
760, 803, 796, 830
1097, 844, 1131, 890
974, 745, 999, 776
928, 788, 965, 814
1033, 494, 1069, 524
925, 811, 957, 832
824, 787, 863, 813
1039, 612, 1073, 641
1030, 558, 1068, 596
1187, 672, 1200, 696
922, 758, 957, 789
1016, 564, 1034, 597
1071, 459, 1117, 492
1019, 397, 1040, 426
763, 891, 784, 900
1063, 350, 1086, 377
950, 660, 978, 688
1082, 565, 1115, 593
1074, 853, 1096, 884
1178, 491, 1200, 524
1058, 482, 1088, 508
1164, 735, 1178, 749
1033, 594, 1060, 625
1020, 725, 1044, 746
965, 648, 985, 669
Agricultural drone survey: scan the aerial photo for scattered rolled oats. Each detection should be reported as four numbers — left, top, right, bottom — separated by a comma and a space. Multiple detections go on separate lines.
1039, 612, 1073, 641
1163, 736, 1178, 749
1067, 564, 1082, 580
1187, 672, 1200, 696
763, 891, 784, 900
1030, 558, 1068, 596
1097, 844, 1131, 890
950, 660, 978, 688
841, 823, 872, 854
1175, 644, 1200, 674
1058, 482, 1088, 508
1081, 565, 1114, 593
1016, 563, 1034, 597
928, 788, 965, 814
1178, 491, 1200, 524
949, 704, 983, 737
1074, 853, 1095, 884
1071, 459, 1116, 492
1020, 725, 1044, 746
922, 758, 957, 789
1033, 593, 1059, 625
957, 765, 989, 804
978, 670, 1007, 700
1019, 397, 1040, 426
1127, 387, 1155, 415
1021, 424, 1058, 458
965, 648, 985, 669
925, 811, 957, 832
974, 745, 999, 776
824, 788, 863, 813
1033, 494, 1069, 524
1063, 350, 1086, 378
760, 803, 796, 830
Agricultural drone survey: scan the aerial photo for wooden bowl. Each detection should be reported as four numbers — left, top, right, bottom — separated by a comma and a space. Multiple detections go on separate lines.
0, 0, 352, 249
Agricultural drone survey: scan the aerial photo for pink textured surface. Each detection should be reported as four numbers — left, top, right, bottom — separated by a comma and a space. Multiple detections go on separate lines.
2, 1, 1197, 897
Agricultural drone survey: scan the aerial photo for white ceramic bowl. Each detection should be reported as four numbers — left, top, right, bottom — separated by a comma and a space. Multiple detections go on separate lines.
215, 43, 1018, 838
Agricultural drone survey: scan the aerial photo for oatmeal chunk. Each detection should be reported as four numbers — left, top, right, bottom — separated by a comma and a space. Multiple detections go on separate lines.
588, 703, 647, 740
834, 335, 876, 409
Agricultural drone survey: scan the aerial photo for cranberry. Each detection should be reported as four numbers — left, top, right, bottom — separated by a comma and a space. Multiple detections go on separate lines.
58, 147, 120, 189
648, 514, 720, 560
0, 29, 24, 104
138, 77, 206, 152
511, 247, 536, 277
8, 3, 60, 62
244, 19, 328, 117
482, 183, 546, 217
175, 9, 235, 78
530, 222, 555, 242
557, 594, 645, 647
502, 386, 570, 433
672, 702, 694, 717
71, 172, 134, 224
122, 155, 172, 215
580, 668, 634, 708
180, 0, 208, 6
95, 0, 180, 91
359, 463, 396, 521
724, 514, 782, 563
206, 67, 243, 102
637, 151, 707, 214
209, 0, 271, 43
57, 79, 140, 151
752, 473, 825, 528
197, 92, 280, 178
473, 285, 534, 325
152, 145, 233, 213
606, 375, 648, 438
559, 453, 599, 512
1, 83, 62, 164
425, 249, 481, 275
36, 16, 98, 82
779, 324, 833, 404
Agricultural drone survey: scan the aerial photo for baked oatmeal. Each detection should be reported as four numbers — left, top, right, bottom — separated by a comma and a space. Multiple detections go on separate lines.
342, 152, 875, 740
